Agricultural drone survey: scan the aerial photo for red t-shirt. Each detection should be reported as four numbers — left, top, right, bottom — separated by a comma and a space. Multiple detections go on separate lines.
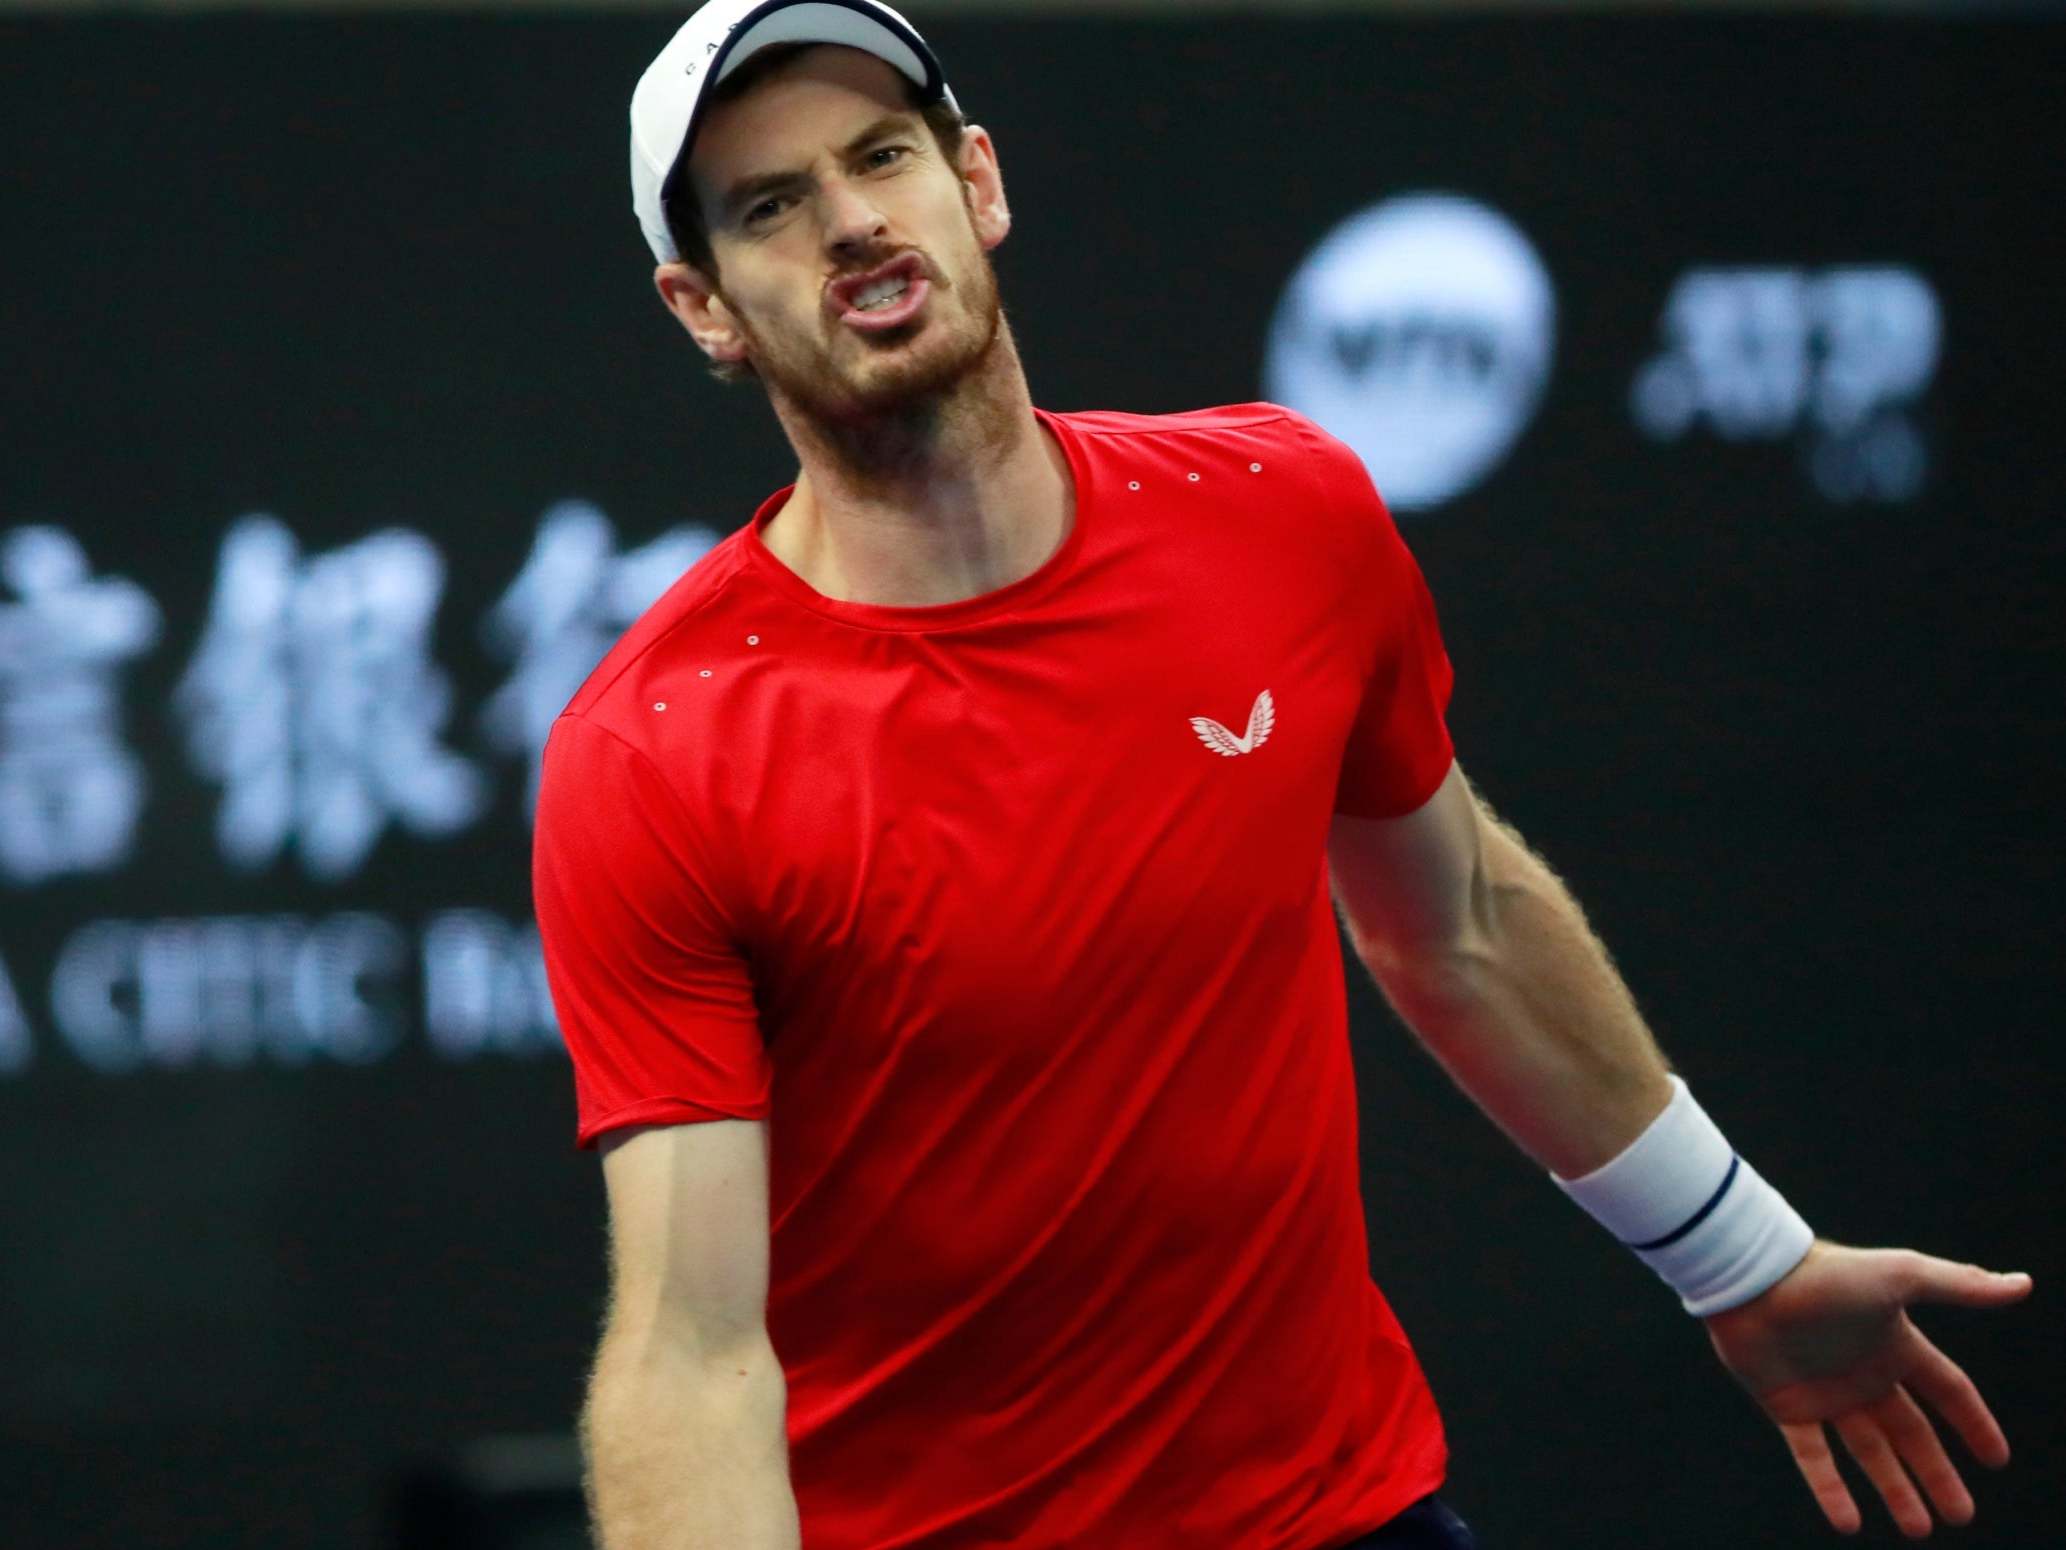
534, 403, 1457, 1550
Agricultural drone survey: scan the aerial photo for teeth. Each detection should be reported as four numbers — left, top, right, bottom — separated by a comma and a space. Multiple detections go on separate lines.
853, 275, 911, 311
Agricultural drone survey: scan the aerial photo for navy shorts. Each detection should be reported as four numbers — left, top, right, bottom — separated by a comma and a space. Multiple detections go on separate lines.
1335, 1493, 1478, 1549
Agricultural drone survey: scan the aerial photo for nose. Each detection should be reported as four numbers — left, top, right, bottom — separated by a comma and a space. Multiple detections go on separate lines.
820, 175, 890, 260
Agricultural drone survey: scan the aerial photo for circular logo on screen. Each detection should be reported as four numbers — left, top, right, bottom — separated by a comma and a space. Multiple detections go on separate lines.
1264, 193, 1556, 512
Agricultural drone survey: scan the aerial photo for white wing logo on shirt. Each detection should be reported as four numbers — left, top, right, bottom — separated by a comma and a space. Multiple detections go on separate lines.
1189, 689, 1275, 757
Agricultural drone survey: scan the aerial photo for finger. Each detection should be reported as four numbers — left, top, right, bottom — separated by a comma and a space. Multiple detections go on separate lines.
1905, 1328, 2013, 1468
1875, 1385, 1975, 1527
1834, 1411, 1932, 1539
1899, 1252, 2034, 1309
1782, 1421, 1862, 1536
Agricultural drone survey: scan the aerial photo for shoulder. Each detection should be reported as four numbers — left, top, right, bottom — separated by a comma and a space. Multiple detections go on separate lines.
558, 525, 755, 733
537, 518, 778, 865
1053, 399, 1390, 549
1052, 400, 1335, 455
1052, 400, 1298, 441
1050, 400, 1373, 495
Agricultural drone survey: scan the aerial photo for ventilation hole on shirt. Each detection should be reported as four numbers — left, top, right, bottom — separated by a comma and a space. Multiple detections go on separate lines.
653, 702, 667, 712
1127, 481, 1141, 491
746, 634, 760, 646
1187, 472, 1200, 482
1249, 462, 1263, 473
699, 669, 713, 678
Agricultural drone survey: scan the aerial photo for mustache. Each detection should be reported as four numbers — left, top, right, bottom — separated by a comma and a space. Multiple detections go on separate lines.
830, 249, 947, 290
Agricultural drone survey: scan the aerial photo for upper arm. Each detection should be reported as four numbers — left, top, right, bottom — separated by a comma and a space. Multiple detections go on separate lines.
534, 714, 771, 1146
598, 1118, 772, 1350
1288, 414, 1456, 823
1327, 758, 1492, 970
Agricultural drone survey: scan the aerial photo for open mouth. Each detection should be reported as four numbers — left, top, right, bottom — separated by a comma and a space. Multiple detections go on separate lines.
830, 255, 932, 332
851, 273, 914, 311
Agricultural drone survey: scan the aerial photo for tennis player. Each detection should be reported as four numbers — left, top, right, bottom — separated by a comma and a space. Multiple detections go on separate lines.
532, 3, 2033, 1546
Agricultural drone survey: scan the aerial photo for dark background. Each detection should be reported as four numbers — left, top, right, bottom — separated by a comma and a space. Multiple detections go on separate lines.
2, 10, 2061, 1547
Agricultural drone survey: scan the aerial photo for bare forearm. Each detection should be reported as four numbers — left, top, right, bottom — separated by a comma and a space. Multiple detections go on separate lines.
583, 1324, 800, 1550
1350, 815, 1674, 1179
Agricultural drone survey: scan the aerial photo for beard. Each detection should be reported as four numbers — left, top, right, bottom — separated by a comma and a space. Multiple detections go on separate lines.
725, 232, 1008, 446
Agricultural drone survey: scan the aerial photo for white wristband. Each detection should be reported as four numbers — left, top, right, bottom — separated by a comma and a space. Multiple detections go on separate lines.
1552, 1075, 1814, 1317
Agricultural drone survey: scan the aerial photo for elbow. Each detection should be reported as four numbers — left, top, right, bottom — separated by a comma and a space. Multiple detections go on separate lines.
1348, 852, 1513, 996
1331, 781, 1538, 994
1353, 924, 1499, 1012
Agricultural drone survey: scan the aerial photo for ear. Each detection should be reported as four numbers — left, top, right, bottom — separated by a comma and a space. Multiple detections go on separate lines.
956, 126, 1011, 251
654, 261, 749, 365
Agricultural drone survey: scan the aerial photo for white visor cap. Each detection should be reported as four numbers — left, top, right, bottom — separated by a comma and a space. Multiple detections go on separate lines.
630, 0, 958, 263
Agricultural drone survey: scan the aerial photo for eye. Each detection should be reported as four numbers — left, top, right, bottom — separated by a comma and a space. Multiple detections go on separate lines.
865, 145, 910, 169
743, 196, 788, 227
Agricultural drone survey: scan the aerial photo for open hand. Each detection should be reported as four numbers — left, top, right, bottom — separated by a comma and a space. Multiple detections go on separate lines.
1702, 1240, 2033, 1537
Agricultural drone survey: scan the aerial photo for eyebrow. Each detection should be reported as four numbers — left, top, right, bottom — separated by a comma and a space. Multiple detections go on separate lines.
715, 113, 921, 223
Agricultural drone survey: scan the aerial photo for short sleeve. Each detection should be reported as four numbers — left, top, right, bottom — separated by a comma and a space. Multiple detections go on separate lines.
1316, 436, 1457, 819
533, 713, 771, 1148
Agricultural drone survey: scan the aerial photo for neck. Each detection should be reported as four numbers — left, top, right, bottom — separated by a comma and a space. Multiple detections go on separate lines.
760, 326, 1074, 607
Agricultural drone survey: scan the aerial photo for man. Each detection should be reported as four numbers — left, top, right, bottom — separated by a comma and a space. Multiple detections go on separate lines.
532, 3, 2033, 1546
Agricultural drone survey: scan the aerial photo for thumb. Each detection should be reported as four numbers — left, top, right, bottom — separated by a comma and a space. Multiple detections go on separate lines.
1904, 1254, 2034, 1307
